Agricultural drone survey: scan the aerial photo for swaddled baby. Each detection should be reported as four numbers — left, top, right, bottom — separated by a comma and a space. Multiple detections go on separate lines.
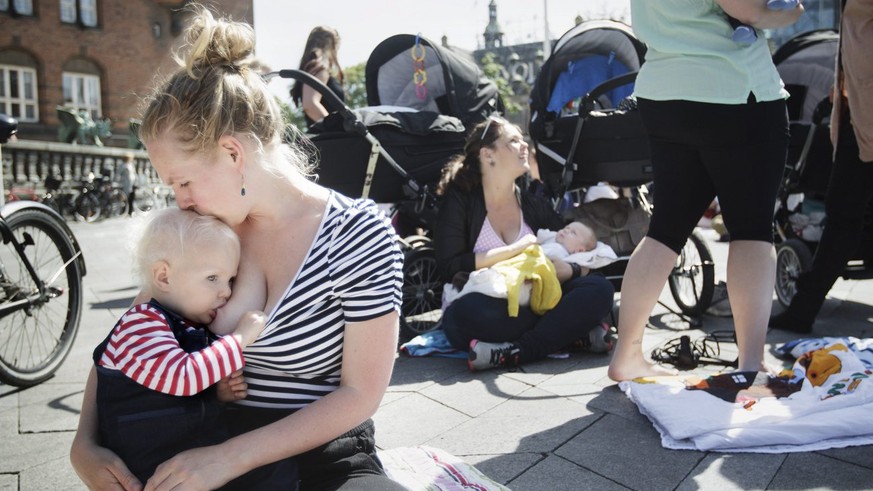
540, 221, 598, 259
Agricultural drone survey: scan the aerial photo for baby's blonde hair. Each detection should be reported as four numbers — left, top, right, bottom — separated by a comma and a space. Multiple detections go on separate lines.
132, 208, 240, 286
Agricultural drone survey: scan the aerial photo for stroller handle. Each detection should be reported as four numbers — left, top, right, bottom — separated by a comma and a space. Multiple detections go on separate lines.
577, 71, 639, 115
270, 69, 365, 135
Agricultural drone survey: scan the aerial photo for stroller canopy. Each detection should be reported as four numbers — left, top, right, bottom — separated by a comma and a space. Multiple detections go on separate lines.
366, 34, 502, 128
529, 19, 646, 138
773, 29, 838, 124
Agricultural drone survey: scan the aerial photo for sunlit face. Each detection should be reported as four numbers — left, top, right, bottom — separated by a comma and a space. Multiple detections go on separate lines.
145, 135, 245, 226
160, 244, 239, 325
555, 222, 596, 254
488, 124, 529, 178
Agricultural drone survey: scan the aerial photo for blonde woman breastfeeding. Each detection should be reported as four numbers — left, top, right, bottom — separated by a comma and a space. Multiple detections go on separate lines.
70, 5, 405, 490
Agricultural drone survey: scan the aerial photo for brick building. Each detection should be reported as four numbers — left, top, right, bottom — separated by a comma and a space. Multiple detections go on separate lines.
0, 0, 252, 145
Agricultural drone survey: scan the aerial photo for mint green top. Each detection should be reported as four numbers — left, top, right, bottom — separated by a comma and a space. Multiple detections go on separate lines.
630, 0, 789, 104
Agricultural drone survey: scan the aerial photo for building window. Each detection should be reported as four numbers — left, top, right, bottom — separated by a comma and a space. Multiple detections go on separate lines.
1, 0, 35, 16
62, 72, 101, 119
0, 65, 39, 122
59, 0, 97, 27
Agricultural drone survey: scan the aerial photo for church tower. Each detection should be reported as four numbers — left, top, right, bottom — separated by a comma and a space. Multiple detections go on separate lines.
483, 0, 504, 48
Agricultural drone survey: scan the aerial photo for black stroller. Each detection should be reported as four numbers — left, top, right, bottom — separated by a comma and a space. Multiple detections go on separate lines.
772, 29, 873, 306
529, 20, 715, 319
274, 33, 502, 337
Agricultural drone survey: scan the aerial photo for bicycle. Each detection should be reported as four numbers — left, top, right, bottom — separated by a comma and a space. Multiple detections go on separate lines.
73, 173, 128, 222
0, 114, 87, 387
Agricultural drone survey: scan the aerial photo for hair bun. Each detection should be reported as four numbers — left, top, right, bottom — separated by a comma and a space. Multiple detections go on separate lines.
182, 5, 256, 77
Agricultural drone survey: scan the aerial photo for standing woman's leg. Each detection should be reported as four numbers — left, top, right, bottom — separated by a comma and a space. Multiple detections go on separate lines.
703, 98, 788, 372
609, 99, 720, 382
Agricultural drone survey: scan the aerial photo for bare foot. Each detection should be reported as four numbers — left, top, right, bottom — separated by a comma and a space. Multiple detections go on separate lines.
608, 358, 678, 382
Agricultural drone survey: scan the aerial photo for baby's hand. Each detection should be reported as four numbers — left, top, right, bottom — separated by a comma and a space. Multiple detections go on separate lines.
216, 369, 248, 402
233, 311, 267, 348
515, 234, 538, 251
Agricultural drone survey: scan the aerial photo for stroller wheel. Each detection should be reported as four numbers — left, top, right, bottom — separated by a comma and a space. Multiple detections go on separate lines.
667, 230, 715, 317
400, 247, 442, 339
401, 234, 431, 250
775, 239, 813, 307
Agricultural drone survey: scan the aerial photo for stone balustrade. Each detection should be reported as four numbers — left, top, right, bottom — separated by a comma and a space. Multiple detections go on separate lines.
0, 140, 156, 193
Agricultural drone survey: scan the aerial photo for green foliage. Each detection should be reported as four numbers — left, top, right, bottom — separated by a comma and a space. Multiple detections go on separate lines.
277, 96, 306, 136
343, 62, 367, 109
479, 52, 522, 115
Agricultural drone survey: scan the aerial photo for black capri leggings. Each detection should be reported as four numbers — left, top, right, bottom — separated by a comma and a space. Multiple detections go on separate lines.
638, 97, 789, 254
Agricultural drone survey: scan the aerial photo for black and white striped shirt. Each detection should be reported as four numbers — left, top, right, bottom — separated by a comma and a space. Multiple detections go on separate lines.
238, 193, 403, 409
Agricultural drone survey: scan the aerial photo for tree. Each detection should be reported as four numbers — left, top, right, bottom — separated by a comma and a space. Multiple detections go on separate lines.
479, 52, 523, 115
343, 62, 367, 109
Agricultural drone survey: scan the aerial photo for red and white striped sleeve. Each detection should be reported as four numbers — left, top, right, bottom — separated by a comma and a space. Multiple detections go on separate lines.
101, 305, 244, 396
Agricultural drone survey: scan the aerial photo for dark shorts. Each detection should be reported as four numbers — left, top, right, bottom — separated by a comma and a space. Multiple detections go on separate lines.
638, 97, 789, 253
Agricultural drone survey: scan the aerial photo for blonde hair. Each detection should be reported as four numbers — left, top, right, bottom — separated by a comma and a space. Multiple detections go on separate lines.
139, 4, 312, 177
133, 208, 240, 286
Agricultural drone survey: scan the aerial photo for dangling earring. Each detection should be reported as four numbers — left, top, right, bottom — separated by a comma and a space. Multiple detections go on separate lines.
240, 174, 246, 197
490, 159, 496, 167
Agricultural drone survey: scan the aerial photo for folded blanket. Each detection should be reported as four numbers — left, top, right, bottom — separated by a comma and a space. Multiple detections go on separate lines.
400, 330, 467, 359
620, 339, 873, 452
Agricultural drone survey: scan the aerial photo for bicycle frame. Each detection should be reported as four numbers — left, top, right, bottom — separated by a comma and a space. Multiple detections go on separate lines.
0, 200, 87, 277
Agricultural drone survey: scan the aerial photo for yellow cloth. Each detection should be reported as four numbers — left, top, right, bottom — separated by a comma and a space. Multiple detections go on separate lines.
490, 245, 562, 316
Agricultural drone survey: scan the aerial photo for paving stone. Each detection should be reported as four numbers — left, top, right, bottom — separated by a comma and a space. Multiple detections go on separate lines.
462, 452, 542, 486
372, 392, 469, 450
820, 444, 873, 468
556, 413, 702, 491
429, 387, 601, 455
0, 474, 18, 491
0, 431, 74, 474
677, 453, 784, 491
769, 452, 873, 489
19, 455, 82, 491
419, 370, 532, 417
17, 382, 83, 433
509, 454, 630, 491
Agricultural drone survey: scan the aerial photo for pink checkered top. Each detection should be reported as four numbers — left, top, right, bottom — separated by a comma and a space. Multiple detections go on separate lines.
473, 215, 533, 253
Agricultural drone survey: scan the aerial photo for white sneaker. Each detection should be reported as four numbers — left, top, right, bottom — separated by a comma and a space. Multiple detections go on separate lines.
468, 339, 520, 371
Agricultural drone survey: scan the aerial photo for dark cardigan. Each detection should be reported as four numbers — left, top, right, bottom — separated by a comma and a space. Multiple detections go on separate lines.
434, 183, 566, 283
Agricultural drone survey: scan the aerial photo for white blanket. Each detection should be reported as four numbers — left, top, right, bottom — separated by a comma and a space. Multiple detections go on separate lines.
620, 340, 873, 453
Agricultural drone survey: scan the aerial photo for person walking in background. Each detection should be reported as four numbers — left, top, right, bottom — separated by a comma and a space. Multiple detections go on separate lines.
770, 0, 873, 334
116, 153, 136, 216
290, 26, 345, 129
608, 0, 803, 382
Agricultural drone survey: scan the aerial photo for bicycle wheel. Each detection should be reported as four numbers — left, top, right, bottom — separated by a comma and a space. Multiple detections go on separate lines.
107, 190, 128, 218
0, 208, 84, 387
667, 230, 715, 317
132, 190, 158, 213
74, 193, 101, 222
